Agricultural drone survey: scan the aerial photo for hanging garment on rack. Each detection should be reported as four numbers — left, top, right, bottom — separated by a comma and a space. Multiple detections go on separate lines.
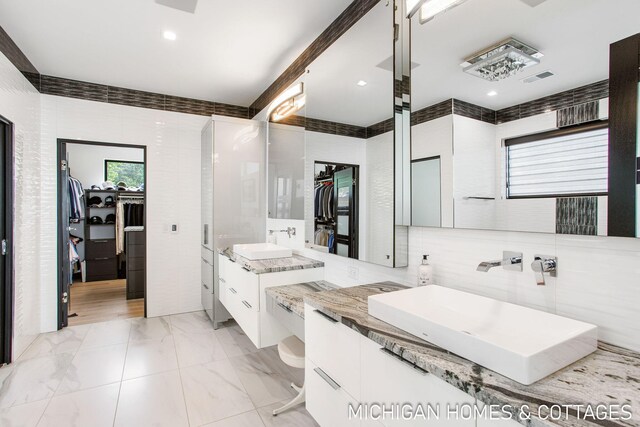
117, 197, 145, 254
314, 182, 334, 220
68, 236, 81, 284
68, 176, 85, 221
314, 228, 334, 248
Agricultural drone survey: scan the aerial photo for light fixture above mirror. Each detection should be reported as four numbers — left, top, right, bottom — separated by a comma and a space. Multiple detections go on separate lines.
267, 83, 306, 122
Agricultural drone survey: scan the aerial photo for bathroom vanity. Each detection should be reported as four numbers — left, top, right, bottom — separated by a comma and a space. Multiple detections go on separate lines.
301, 283, 640, 427
217, 250, 324, 349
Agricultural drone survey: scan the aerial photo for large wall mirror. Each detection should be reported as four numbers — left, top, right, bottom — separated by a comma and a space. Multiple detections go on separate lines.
409, 0, 640, 236
267, 0, 408, 266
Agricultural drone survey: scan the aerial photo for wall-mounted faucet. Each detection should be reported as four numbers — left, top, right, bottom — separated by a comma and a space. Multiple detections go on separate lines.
268, 227, 297, 238
531, 255, 557, 286
476, 251, 523, 272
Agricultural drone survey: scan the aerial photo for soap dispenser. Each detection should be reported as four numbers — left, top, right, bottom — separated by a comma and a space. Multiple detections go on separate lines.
418, 255, 432, 286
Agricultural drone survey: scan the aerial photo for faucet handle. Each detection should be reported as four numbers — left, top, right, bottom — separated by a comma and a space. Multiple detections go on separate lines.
531, 255, 557, 286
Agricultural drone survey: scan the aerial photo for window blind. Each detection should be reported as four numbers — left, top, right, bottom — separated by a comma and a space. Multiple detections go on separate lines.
507, 127, 608, 197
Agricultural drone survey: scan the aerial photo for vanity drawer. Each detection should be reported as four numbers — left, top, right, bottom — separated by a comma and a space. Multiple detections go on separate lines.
360, 338, 475, 427
306, 358, 361, 427
267, 296, 305, 341
305, 303, 361, 400
227, 261, 259, 311
225, 285, 259, 347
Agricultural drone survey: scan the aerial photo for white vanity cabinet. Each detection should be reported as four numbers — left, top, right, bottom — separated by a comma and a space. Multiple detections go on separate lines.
218, 254, 323, 349
305, 303, 499, 427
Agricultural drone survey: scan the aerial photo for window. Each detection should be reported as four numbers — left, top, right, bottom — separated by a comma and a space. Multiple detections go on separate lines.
506, 123, 608, 198
104, 160, 145, 188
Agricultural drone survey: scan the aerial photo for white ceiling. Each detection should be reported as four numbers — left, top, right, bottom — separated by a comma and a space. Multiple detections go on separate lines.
304, 0, 394, 127
411, 0, 640, 111
0, 0, 350, 106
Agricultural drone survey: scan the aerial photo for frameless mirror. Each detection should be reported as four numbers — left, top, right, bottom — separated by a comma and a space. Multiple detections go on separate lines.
409, 0, 640, 237
267, 0, 407, 266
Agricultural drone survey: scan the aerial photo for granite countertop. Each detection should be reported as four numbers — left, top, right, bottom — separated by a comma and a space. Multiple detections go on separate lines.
303, 283, 640, 427
265, 281, 338, 318
219, 249, 324, 274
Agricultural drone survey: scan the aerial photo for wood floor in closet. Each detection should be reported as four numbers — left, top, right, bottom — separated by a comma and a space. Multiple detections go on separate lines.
68, 279, 144, 326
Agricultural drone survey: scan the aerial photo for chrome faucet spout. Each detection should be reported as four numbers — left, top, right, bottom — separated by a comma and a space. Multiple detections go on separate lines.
476, 251, 523, 272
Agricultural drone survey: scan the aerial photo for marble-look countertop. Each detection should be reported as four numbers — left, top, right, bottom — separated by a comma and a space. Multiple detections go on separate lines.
219, 249, 324, 274
265, 281, 338, 318
304, 283, 640, 427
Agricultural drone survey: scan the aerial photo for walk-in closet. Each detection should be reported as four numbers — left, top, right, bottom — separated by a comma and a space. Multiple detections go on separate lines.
60, 141, 146, 327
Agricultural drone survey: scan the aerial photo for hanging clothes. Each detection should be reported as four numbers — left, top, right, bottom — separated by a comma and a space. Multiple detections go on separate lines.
116, 197, 144, 255
68, 176, 85, 221
314, 182, 334, 220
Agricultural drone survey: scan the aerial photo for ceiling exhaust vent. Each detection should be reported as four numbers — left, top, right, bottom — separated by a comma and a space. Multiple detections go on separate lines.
461, 38, 543, 82
521, 70, 555, 83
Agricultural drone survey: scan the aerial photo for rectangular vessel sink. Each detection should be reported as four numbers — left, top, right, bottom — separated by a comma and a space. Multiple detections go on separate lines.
233, 243, 292, 260
368, 285, 597, 385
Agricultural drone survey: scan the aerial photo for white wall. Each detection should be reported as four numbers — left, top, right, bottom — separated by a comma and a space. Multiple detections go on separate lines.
41, 95, 207, 327
0, 53, 43, 359
66, 144, 144, 189
411, 115, 454, 227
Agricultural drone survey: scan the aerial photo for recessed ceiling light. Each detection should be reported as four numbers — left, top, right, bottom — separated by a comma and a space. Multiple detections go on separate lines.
357, 80, 368, 87
163, 31, 177, 41
487, 90, 498, 97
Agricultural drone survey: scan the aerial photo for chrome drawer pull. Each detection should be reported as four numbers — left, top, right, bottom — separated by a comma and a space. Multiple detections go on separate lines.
219, 278, 226, 283
201, 258, 211, 266
314, 309, 338, 323
229, 288, 237, 294
95, 257, 110, 261
202, 283, 209, 290
241, 266, 250, 272
242, 300, 252, 309
314, 367, 341, 390
277, 302, 292, 313
380, 348, 428, 375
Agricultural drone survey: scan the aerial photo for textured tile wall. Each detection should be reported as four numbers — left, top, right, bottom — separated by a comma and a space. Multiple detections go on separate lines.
0, 52, 42, 359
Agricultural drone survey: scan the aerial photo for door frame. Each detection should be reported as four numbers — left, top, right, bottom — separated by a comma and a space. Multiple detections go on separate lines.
56, 139, 147, 329
0, 114, 14, 364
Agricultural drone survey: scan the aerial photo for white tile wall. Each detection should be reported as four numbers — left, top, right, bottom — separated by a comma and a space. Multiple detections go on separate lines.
0, 53, 42, 359
297, 226, 640, 352
40, 95, 208, 327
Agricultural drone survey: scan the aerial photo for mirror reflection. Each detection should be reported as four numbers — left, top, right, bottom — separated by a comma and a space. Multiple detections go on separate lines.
410, 0, 640, 236
268, 0, 398, 266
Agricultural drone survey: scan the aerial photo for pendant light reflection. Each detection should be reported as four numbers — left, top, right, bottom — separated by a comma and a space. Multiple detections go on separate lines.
406, 0, 468, 24
268, 83, 305, 122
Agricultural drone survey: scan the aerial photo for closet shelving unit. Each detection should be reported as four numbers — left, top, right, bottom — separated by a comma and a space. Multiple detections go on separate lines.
84, 189, 117, 281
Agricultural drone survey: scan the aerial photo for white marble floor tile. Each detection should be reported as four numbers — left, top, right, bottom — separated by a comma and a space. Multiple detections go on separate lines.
257, 400, 319, 427
80, 319, 132, 350
19, 325, 91, 361
122, 335, 177, 380
0, 399, 48, 427
228, 351, 298, 408
129, 316, 172, 342
0, 353, 74, 408
173, 331, 227, 368
56, 343, 127, 395
215, 323, 260, 358
38, 383, 119, 427
114, 370, 189, 427
180, 359, 254, 426
169, 311, 215, 334
201, 410, 265, 427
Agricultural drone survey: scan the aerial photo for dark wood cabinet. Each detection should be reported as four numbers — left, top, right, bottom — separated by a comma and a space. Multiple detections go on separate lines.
126, 230, 145, 300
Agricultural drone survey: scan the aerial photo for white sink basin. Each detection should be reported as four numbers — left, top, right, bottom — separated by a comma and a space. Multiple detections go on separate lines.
233, 243, 292, 260
368, 285, 597, 385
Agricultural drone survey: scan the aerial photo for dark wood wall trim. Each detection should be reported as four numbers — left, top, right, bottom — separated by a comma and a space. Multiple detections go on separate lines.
0, 25, 38, 75
496, 80, 609, 124
607, 34, 639, 237
248, 0, 380, 117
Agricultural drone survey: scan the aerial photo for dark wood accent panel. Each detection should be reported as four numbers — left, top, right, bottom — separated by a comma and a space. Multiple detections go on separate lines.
41, 75, 109, 102
0, 25, 38, 74
608, 34, 639, 237
249, 0, 381, 116
496, 80, 609, 124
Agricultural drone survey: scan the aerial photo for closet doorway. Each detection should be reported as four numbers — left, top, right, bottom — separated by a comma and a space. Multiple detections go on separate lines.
0, 115, 14, 363
57, 140, 146, 329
